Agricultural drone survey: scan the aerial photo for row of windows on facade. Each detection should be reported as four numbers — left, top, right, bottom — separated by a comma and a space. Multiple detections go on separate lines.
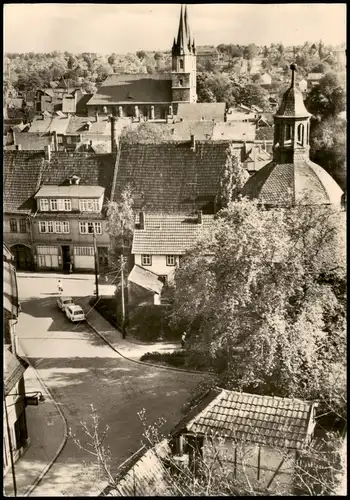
141, 254, 176, 267
38, 221, 102, 234
39, 199, 100, 212
36, 245, 98, 256
10, 218, 27, 233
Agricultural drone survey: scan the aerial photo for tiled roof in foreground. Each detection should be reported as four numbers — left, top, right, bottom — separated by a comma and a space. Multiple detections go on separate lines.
172, 388, 317, 450
132, 214, 214, 255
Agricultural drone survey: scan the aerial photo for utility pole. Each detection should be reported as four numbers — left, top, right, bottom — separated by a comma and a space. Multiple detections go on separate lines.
120, 254, 126, 338
4, 397, 17, 497
93, 231, 99, 299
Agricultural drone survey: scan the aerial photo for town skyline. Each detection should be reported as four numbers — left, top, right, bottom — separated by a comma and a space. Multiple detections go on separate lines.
4, 3, 346, 54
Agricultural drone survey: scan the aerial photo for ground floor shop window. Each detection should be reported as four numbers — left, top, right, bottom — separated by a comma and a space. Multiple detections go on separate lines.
36, 245, 59, 268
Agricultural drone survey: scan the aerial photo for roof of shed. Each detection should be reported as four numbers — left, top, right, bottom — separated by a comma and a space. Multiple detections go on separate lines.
66, 116, 110, 135
28, 116, 71, 134
128, 265, 164, 294
87, 73, 173, 105
132, 214, 214, 255
171, 388, 317, 450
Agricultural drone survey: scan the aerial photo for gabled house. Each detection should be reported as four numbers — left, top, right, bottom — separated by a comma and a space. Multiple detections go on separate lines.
226, 106, 257, 123
131, 211, 214, 283
128, 265, 164, 306
4, 148, 117, 272
306, 72, 323, 89
258, 72, 273, 87
196, 45, 220, 67
64, 114, 111, 152
170, 388, 318, 495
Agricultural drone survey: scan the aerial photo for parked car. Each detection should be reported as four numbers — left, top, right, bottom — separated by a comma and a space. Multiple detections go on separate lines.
65, 305, 85, 322
57, 296, 74, 312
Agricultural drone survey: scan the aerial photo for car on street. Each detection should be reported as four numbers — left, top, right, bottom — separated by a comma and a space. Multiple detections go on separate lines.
65, 305, 86, 322
57, 296, 74, 312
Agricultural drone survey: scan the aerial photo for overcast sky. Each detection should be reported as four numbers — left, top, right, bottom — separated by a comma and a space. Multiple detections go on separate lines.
4, 3, 346, 54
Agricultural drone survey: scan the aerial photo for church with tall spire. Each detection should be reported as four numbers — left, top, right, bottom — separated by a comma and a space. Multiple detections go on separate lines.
87, 4, 199, 119
171, 4, 197, 103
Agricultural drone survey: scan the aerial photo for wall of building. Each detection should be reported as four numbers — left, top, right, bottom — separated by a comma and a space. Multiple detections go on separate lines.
134, 254, 179, 279
87, 104, 170, 120
4, 377, 29, 476
203, 438, 296, 494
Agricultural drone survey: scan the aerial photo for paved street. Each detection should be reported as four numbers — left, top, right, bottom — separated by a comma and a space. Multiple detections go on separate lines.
14, 274, 205, 496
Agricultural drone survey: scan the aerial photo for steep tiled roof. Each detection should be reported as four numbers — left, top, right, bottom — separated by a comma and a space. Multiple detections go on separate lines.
28, 116, 71, 134
176, 102, 226, 122
87, 74, 173, 105
172, 388, 317, 450
212, 121, 256, 141
132, 214, 214, 254
241, 160, 343, 206
101, 441, 173, 496
4, 151, 117, 213
114, 141, 231, 214
128, 265, 164, 294
4, 346, 29, 396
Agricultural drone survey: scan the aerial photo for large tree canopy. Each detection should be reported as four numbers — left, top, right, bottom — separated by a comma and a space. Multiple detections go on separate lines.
172, 199, 346, 418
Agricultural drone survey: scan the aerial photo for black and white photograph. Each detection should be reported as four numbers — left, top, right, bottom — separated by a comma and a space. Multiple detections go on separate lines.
3, 3, 346, 496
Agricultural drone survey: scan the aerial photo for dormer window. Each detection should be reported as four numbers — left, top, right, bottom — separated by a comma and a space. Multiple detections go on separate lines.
48, 199, 71, 211
40, 198, 49, 211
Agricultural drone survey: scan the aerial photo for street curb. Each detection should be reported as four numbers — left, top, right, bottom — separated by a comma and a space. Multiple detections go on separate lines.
20, 356, 69, 497
85, 317, 213, 377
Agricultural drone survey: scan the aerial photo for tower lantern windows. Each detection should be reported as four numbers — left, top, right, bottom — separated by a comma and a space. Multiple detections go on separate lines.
297, 123, 305, 146
179, 59, 184, 70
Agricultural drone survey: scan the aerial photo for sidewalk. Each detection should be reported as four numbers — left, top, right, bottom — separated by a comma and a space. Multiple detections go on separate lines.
77, 297, 182, 361
3, 363, 67, 497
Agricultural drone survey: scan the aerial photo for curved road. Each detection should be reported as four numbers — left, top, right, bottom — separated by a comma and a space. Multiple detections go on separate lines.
16, 275, 205, 496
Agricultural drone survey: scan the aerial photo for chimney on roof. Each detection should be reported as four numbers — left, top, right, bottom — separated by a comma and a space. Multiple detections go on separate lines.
16, 144, 22, 151
44, 144, 51, 162
53, 131, 58, 151
110, 115, 117, 153
150, 106, 155, 120
95, 111, 99, 123
197, 210, 203, 225
86, 121, 92, 131
190, 134, 196, 151
139, 211, 145, 230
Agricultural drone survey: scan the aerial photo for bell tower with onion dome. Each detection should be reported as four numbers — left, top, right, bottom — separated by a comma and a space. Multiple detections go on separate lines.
171, 4, 197, 103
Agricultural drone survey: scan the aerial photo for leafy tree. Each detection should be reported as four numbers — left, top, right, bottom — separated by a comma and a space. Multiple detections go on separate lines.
67, 55, 77, 70
171, 199, 346, 419
136, 50, 147, 60
263, 45, 269, 58
243, 43, 258, 60
217, 144, 249, 208
306, 72, 346, 119
119, 122, 173, 145
235, 83, 269, 109
310, 116, 346, 191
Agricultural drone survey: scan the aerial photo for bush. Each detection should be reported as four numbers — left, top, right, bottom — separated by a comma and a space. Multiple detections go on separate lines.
128, 305, 182, 342
140, 351, 186, 367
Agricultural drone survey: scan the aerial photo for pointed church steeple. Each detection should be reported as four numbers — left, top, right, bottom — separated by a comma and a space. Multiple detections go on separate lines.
174, 4, 193, 55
